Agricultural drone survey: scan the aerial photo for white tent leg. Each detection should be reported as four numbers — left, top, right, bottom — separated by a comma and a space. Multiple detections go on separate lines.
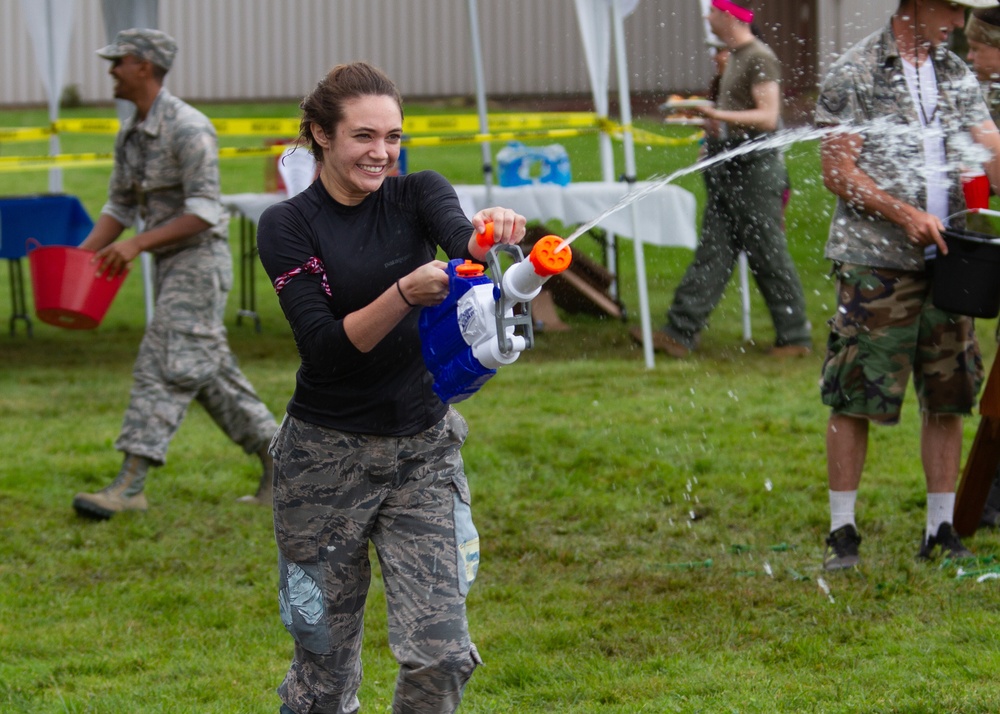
102, 0, 159, 325
739, 251, 751, 343
467, 0, 493, 203
141, 250, 155, 324
611, 0, 654, 367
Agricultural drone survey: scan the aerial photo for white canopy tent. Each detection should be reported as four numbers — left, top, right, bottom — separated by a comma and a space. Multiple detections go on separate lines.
572, 0, 660, 367
24, 0, 689, 365
21, 0, 80, 194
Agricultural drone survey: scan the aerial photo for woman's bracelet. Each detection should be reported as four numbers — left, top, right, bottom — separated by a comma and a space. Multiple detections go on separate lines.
396, 279, 416, 308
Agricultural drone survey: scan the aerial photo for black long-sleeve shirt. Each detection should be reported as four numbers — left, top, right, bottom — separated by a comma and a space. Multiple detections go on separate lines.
257, 170, 475, 436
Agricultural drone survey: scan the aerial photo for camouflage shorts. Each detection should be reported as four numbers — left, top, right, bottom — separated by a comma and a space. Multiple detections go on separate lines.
820, 264, 983, 424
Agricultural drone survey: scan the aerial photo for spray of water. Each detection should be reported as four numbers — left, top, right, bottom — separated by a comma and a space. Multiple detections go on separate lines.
553, 117, 976, 252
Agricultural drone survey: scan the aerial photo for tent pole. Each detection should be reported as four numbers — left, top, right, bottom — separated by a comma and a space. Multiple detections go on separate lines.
611, 0, 654, 368
467, 0, 493, 203
102, 0, 159, 325
45, 0, 62, 193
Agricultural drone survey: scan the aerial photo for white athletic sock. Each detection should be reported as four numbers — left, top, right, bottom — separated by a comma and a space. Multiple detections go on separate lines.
829, 489, 858, 532
926, 492, 956, 541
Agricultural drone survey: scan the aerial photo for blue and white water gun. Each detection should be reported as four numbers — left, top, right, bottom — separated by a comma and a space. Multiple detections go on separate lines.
419, 225, 572, 404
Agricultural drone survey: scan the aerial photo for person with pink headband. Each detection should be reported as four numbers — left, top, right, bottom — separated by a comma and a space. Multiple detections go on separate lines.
711, 0, 753, 25
632, 0, 811, 359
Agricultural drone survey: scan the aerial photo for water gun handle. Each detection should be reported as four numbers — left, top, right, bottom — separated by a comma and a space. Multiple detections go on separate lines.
486, 234, 572, 355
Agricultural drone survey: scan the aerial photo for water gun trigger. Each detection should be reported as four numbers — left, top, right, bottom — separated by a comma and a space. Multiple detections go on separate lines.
475, 220, 495, 249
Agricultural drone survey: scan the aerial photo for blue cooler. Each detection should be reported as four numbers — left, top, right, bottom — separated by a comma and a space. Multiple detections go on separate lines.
496, 142, 571, 187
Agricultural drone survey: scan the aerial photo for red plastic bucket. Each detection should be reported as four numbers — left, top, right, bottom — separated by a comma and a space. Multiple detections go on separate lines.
27, 239, 128, 329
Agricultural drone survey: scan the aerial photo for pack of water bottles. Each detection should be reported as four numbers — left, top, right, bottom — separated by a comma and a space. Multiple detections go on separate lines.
496, 142, 571, 187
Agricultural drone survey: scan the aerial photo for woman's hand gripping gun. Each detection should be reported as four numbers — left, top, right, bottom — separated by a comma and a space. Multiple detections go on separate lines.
419, 226, 572, 404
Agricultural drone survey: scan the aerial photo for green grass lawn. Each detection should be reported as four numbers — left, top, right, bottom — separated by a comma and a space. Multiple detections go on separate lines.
2, 102, 1000, 713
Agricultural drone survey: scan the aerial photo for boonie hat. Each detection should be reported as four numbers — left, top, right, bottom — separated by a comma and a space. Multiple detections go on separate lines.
96, 28, 177, 71
953, 0, 1000, 8
968, 8, 1000, 47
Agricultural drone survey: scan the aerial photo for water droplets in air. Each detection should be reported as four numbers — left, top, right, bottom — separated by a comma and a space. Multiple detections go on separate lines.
555, 117, 988, 253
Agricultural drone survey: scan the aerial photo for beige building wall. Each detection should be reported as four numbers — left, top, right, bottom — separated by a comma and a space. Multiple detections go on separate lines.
2, 0, 896, 108
817, 0, 897, 76
3, 0, 710, 106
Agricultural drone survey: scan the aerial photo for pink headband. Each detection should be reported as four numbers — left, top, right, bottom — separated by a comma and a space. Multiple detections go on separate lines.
712, 0, 753, 24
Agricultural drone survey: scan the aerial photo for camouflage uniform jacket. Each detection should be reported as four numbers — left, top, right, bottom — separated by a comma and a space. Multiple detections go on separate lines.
815, 23, 991, 271
981, 79, 1000, 128
101, 88, 227, 255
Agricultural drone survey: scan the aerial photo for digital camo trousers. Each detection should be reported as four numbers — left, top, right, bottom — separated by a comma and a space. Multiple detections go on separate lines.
115, 239, 278, 464
271, 410, 482, 714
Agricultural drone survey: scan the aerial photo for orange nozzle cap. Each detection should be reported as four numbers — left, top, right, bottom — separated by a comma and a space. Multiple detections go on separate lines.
475, 220, 495, 248
455, 260, 485, 277
528, 235, 572, 277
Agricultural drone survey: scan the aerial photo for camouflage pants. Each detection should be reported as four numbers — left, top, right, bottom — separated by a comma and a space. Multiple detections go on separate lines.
665, 148, 811, 349
271, 410, 482, 714
820, 264, 984, 424
115, 240, 278, 464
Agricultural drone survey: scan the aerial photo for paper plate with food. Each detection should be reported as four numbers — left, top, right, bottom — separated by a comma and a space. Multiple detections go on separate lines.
662, 116, 706, 126
660, 94, 715, 112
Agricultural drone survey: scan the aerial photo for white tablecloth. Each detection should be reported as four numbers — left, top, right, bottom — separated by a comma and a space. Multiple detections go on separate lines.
453, 181, 697, 249
223, 182, 697, 251
222, 192, 285, 225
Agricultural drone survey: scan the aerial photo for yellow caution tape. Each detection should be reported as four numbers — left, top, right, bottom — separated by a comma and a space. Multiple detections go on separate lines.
212, 118, 301, 136
405, 127, 600, 147
0, 152, 115, 171
0, 145, 290, 171
0, 126, 54, 141
0, 112, 700, 171
402, 112, 599, 134
53, 118, 120, 134
219, 145, 290, 159
6, 112, 604, 139
630, 126, 703, 147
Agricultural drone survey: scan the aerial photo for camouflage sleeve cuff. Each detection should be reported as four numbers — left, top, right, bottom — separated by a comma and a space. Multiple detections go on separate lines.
100, 202, 137, 229
183, 196, 224, 227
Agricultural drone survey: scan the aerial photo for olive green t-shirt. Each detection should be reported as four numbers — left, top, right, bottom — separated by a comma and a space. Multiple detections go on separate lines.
717, 37, 781, 141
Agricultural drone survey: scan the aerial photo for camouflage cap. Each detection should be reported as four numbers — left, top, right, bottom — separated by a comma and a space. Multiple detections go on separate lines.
96, 28, 177, 71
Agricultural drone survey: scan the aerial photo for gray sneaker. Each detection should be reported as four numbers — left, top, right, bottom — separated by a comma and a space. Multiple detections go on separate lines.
917, 522, 973, 561
823, 524, 861, 571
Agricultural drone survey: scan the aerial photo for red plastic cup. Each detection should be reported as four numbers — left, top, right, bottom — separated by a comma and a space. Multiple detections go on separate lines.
962, 171, 990, 211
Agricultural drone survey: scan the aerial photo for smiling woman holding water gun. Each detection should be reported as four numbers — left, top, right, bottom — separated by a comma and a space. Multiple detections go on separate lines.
255, 61, 526, 714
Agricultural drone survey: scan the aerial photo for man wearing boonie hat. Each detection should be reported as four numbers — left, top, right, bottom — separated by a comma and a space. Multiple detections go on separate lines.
814, 0, 1000, 571
71, 29, 279, 519
966, 8, 1000, 125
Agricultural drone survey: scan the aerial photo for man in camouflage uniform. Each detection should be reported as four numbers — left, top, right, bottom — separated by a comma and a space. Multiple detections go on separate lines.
814, 0, 1000, 569
72, 29, 279, 519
